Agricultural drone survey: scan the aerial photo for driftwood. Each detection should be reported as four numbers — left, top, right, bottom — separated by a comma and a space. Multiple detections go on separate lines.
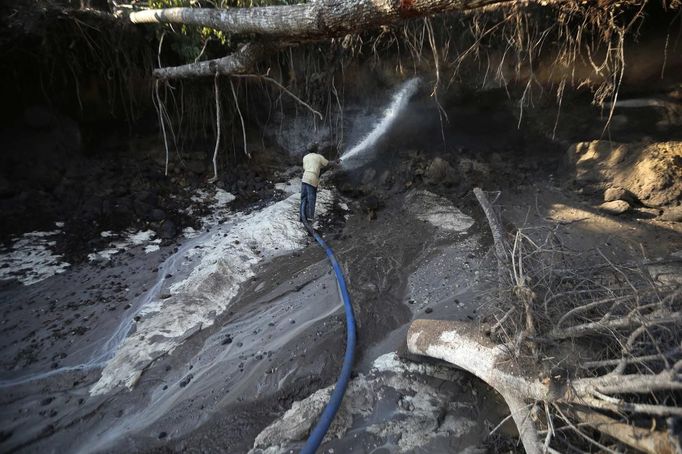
408, 319, 543, 454
407, 319, 682, 454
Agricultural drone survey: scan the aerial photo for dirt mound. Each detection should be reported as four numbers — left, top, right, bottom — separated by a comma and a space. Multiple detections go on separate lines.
566, 140, 682, 207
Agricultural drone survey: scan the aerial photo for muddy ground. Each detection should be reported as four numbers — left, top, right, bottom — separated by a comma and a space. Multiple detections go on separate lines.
1, 92, 681, 453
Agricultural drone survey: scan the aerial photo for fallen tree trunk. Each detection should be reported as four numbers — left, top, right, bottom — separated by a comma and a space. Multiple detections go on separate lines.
129, 0, 580, 79
130, 0, 537, 40
407, 319, 543, 454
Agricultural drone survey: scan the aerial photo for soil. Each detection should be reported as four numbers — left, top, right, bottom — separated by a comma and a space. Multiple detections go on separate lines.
1, 91, 681, 454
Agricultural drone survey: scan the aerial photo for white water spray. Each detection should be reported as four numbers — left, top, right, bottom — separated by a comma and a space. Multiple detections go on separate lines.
341, 77, 420, 163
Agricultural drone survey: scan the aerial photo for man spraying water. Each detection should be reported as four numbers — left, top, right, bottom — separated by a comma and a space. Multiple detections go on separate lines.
300, 147, 338, 225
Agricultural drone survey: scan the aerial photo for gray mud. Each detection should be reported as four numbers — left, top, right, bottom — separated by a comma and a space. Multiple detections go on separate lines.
0, 176, 496, 454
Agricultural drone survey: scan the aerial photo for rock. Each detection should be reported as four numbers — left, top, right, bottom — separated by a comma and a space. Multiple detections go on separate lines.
133, 199, 154, 218
361, 168, 376, 185
379, 170, 393, 187
660, 206, 682, 222
598, 200, 630, 215
134, 190, 158, 206
404, 190, 474, 232
150, 209, 166, 222
364, 195, 383, 212
567, 140, 682, 207
603, 186, 630, 202
632, 207, 660, 219
159, 220, 176, 239
458, 158, 490, 176
425, 157, 454, 184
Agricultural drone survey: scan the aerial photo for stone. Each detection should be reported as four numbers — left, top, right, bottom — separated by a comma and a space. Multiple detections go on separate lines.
660, 205, 682, 222
150, 209, 166, 222
598, 200, 630, 215
567, 140, 682, 207
603, 186, 628, 202
361, 168, 376, 185
632, 207, 661, 219
425, 157, 451, 183
159, 220, 176, 239
404, 190, 474, 232
458, 158, 490, 176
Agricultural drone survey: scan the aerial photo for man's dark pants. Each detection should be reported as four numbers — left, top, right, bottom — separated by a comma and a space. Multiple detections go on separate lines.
300, 182, 317, 223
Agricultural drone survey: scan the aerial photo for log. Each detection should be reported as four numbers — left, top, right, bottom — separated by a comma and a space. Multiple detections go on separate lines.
407, 319, 682, 452
130, 0, 539, 40
407, 319, 544, 454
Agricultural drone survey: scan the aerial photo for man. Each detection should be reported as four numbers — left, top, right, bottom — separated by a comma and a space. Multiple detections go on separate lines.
300, 150, 337, 225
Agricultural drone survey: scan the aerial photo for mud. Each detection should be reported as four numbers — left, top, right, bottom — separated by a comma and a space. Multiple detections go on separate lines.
2, 87, 681, 454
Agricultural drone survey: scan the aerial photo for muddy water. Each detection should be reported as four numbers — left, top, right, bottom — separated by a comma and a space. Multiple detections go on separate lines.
1, 90, 533, 453
0, 176, 491, 453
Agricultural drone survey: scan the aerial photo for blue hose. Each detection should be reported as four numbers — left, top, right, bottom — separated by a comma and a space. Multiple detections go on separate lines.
300, 215, 356, 454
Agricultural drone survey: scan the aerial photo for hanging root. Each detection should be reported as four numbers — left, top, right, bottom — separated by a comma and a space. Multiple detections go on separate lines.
208, 73, 221, 184
154, 80, 171, 176
230, 79, 250, 159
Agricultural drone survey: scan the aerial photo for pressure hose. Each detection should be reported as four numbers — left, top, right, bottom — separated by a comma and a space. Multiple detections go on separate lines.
300, 213, 356, 454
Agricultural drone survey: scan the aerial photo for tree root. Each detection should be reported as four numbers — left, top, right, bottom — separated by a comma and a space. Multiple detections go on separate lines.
407, 319, 682, 453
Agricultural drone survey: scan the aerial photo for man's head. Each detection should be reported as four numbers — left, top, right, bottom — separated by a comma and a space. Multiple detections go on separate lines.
308, 143, 319, 154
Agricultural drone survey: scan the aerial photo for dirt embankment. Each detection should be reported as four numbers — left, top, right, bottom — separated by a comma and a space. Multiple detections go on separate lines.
567, 140, 682, 218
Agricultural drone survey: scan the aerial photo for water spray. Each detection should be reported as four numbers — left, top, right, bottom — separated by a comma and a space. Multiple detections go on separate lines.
340, 77, 421, 164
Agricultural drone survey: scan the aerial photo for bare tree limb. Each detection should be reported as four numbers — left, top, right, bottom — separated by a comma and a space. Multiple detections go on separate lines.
153, 42, 269, 80
549, 310, 682, 340
474, 187, 511, 286
208, 74, 221, 183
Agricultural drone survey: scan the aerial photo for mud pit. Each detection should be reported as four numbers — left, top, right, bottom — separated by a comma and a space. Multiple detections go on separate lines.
2, 85, 681, 453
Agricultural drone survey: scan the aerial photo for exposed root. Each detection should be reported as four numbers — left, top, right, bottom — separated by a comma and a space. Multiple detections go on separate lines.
208, 73, 221, 183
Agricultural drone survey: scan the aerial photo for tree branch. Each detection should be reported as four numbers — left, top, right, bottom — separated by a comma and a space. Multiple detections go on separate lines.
152, 42, 269, 80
